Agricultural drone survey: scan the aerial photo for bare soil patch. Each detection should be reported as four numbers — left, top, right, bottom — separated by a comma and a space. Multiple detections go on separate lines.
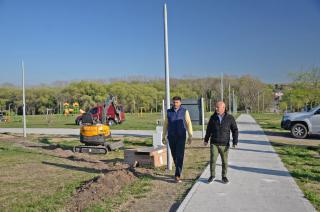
66, 169, 137, 211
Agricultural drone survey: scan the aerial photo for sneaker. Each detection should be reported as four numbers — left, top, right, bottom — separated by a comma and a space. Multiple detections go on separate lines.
175, 176, 182, 183
222, 177, 229, 184
208, 176, 215, 184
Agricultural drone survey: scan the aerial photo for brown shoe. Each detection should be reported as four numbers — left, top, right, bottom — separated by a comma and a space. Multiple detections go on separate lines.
175, 176, 182, 183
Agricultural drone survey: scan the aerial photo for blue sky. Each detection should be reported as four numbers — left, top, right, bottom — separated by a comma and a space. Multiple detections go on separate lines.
0, 0, 320, 85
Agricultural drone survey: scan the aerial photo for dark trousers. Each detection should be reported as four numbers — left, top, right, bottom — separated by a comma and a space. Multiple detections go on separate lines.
210, 144, 229, 178
168, 135, 186, 177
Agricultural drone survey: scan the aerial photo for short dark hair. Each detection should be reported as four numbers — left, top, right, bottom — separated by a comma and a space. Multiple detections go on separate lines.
172, 96, 181, 101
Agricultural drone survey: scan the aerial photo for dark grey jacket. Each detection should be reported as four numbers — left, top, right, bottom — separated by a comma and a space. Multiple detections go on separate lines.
204, 112, 238, 146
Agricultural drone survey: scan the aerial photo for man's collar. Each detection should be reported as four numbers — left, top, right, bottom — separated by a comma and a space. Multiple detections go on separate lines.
174, 107, 181, 112
215, 112, 226, 116
172, 105, 181, 110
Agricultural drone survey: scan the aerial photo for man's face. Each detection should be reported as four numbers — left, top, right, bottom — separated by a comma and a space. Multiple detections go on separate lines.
173, 100, 181, 109
216, 102, 226, 115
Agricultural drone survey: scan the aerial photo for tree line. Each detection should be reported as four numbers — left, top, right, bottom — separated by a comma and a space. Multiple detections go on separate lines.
0, 75, 275, 115
280, 67, 320, 112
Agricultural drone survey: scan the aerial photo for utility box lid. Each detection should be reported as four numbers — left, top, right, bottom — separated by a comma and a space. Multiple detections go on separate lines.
124, 146, 167, 168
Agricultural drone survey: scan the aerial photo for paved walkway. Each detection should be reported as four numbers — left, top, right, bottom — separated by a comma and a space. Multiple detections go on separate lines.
178, 114, 316, 212
0, 128, 205, 138
0, 128, 153, 137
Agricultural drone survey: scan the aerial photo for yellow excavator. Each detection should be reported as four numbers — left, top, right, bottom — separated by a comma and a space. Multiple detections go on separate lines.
74, 97, 124, 154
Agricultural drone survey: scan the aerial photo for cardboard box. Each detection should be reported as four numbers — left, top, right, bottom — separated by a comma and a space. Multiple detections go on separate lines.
124, 146, 167, 168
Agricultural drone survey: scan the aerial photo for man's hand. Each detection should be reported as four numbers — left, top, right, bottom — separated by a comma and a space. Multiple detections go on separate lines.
187, 137, 192, 145
162, 138, 167, 145
203, 141, 209, 146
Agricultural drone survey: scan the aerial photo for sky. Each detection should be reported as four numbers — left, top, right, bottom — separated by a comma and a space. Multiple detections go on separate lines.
0, 0, 320, 86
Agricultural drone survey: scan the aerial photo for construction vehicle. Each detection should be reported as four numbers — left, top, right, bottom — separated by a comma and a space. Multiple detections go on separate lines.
73, 96, 125, 154
75, 96, 125, 126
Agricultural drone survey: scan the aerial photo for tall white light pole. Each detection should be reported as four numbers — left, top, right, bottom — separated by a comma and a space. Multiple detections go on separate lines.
228, 84, 231, 112
22, 60, 27, 138
232, 89, 235, 114
220, 73, 224, 101
164, 3, 172, 170
262, 92, 265, 112
258, 91, 260, 113
201, 97, 205, 139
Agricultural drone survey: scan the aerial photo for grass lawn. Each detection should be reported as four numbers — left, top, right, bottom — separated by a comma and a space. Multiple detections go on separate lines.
252, 113, 320, 211
272, 142, 320, 211
0, 140, 98, 211
0, 112, 241, 211
0, 132, 211, 211
0, 114, 80, 128
251, 112, 285, 132
0, 112, 215, 130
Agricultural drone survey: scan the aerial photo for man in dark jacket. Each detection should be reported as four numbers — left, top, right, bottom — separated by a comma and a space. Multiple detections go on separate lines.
204, 101, 238, 184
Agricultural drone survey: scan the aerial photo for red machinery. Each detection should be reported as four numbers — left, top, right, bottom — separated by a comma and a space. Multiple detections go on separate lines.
75, 96, 125, 126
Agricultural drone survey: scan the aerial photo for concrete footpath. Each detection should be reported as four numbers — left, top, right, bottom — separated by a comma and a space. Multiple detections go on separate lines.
0, 128, 205, 138
178, 114, 316, 212
0, 128, 153, 137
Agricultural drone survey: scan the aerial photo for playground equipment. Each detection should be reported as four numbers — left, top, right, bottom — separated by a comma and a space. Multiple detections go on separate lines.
63, 102, 82, 116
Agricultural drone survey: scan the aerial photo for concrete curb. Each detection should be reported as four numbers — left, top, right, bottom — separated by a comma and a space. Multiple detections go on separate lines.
0, 128, 205, 138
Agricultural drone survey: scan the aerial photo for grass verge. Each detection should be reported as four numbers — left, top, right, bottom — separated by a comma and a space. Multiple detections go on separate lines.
272, 142, 320, 211
252, 113, 320, 211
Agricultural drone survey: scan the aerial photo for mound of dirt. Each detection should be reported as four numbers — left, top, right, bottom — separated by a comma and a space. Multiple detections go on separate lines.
66, 169, 137, 211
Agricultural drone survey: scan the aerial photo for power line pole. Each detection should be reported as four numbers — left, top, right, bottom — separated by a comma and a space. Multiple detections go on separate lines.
262, 92, 265, 112
155, 98, 158, 113
201, 97, 205, 139
232, 89, 235, 114
228, 84, 231, 112
258, 91, 260, 113
22, 60, 27, 138
220, 73, 224, 101
162, 99, 165, 121
163, 3, 172, 171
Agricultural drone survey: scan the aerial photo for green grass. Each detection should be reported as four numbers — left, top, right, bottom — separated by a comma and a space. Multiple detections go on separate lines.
84, 176, 152, 212
20, 179, 89, 212
0, 141, 98, 211
0, 134, 161, 211
0, 114, 79, 128
273, 143, 320, 210
0, 111, 240, 211
0, 112, 218, 130
251, 112, 285, 132
37, 137, 80, 150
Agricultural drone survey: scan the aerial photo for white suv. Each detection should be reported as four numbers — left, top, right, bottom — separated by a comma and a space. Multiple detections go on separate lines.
281, 106, 320, 139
